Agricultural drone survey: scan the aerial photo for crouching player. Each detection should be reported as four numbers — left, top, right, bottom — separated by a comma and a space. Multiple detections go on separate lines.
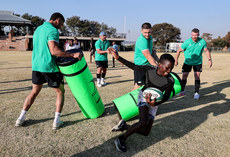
108, 49, 175, 152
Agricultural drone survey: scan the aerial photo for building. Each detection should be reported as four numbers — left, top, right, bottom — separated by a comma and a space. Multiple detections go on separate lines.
0, 10, 126, 51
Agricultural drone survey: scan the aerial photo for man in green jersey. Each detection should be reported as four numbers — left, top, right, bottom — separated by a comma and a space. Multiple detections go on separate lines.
95, 31, 110, 87
175, 28, 212, 100
15, 13, 82, 130
133, 22, 158, 91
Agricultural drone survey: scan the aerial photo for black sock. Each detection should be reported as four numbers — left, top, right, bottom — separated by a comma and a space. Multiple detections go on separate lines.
102, 73, 106, 78
195, 80, 200, 93
97, 74, 101, 79
181, 79, 187, 91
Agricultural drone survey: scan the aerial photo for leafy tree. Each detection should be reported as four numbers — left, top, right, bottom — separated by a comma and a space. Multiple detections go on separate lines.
225, 31, 230, 47
31, 16, 45, 27
107, 26, 117, 38
211, 36, 227, 47
78, 19, 91, 36
151, 23, 181, 46
88, 21, 101, 37
19, 13, 45, 35
21, 13, 33, 21
59, 24, 70, 36
201, 33, 213, 47
66, 16, 81, 36
65, 16, 117, 37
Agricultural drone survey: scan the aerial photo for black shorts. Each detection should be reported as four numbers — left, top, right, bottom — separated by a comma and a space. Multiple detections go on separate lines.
134, 70, 146, 86
95, 61, 108, 68
32, 71, 64, 88
182, 63, 202, 72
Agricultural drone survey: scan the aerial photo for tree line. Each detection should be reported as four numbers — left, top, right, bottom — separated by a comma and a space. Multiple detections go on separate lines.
13, 13, 230, 48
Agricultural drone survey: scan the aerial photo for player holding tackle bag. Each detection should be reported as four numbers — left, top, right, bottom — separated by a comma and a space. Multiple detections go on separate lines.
108, 48, 181, 152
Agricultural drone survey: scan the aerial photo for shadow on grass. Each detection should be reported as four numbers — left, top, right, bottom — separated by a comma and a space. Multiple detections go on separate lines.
21, 111, 86, 128
0, 82, 68, 95
0, 79, 31, 84
73, 80, 230, 156
158, 80, 230, 114
0, 66, 31, 70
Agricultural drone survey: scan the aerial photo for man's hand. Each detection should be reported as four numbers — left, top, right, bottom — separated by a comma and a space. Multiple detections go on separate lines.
107, 48, 119, 59
73, 52, 82, 60
145, 93, 156, 107
175, 60, 178, 66
208, 59, 212, 68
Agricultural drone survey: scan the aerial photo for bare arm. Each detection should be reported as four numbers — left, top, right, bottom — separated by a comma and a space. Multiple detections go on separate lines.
204, 47, 212, 68
142, 49, 157, 66
48, 41, 82, 59
96, 48, 109, 54
175, 47, 184, 66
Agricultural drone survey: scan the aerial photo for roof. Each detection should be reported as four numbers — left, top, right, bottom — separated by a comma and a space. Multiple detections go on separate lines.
0, 10, 32, 26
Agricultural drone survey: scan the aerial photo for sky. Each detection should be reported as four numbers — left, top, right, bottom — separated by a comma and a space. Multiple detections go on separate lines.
1, 0, 230, 42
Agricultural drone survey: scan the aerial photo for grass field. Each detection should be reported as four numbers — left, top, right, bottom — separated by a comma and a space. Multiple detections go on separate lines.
1, 51, 230, 157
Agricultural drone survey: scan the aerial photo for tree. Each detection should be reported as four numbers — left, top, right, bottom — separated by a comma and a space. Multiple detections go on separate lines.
20, 13, 45, 35
225, 31, 230, 47
66, 16, 81, 36
77, 19, 91, 36
59, 24, 70, 36
107, 26, 117, 38
65, 16, 117, 37
151, 23, 181, 46
201, 33, 213, 47
88, 21, 101, 37
211, 36, 227, 47
31, 16, 45, 27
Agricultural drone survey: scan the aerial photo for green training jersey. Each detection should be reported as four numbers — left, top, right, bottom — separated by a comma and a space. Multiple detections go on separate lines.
95, 39, 110, 61
134, 34, 153, 65
32, 22, 59, 72
181, 37, 207, 65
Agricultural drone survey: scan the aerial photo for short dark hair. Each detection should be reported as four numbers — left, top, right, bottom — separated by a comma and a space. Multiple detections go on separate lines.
159, 54, 175, 65
192, 28, 199, 33
142, 22, 152, 29
50, 12, 65, 22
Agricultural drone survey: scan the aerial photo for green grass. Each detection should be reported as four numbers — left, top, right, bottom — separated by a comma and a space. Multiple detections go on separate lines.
0, 51, 230, 157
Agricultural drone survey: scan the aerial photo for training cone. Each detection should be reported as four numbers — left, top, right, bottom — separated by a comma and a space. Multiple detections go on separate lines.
56, 49, 104, 119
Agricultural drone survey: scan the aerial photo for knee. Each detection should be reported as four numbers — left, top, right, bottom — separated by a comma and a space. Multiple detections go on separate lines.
31, 89, 40, 97
142, 130, 151, 136
138, 120, 149, 128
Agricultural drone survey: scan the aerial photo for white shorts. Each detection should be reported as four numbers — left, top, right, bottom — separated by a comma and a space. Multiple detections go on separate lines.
137, 90, 158, 119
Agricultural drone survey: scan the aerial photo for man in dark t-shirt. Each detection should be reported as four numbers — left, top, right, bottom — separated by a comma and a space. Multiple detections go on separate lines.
109, 50, 175, 152
89, 37, 95, 63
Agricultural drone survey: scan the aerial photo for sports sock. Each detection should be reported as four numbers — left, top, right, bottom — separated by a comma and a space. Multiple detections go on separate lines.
97, 74, 101, 84
54, 112, 61, 124
18, 110, 27, 120
96, 74, 101, 79
102, 73, 106, 78
181, 79, 187, 91
195, 80, 200, 93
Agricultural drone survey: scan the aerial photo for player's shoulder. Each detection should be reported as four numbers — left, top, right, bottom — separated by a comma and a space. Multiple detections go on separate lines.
199, 37, 207, 43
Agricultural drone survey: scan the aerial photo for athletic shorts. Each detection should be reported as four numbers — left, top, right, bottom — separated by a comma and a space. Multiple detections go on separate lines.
95, 61, 108, 68
32, 71, 64, 88
90, 49, 95, 56
182, 63, 202, 72
134, 70, 146, 86
137, 102, 158, 120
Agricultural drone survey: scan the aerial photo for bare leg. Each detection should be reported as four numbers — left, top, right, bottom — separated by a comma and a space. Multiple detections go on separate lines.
131, 83, 141, 91
53, 83, 65, 113
23, 84, 43, 111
